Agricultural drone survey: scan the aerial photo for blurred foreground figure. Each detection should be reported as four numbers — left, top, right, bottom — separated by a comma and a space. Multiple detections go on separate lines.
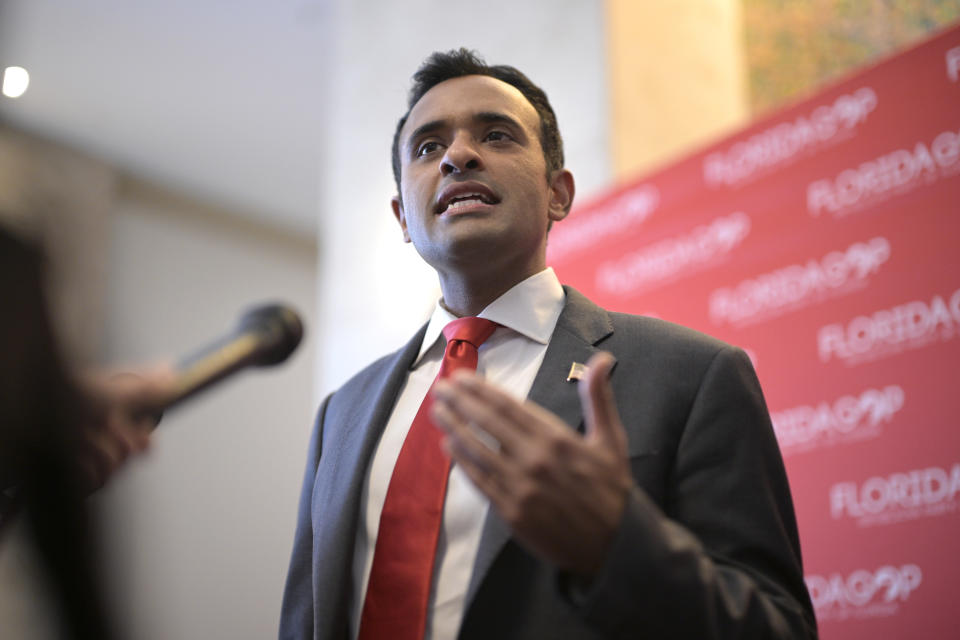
0, 225, 171, 639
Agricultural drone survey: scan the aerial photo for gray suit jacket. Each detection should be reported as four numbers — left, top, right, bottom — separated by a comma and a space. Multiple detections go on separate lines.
280, 288, 817, 639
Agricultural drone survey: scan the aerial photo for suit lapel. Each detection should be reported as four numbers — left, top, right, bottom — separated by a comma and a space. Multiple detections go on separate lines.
464, 287, 615, 607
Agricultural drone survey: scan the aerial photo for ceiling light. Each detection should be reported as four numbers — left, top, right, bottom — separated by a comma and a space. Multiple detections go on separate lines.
2, 66, 30, 98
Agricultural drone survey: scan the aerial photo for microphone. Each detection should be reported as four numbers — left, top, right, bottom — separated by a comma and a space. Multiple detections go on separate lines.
149, 303, 304, 419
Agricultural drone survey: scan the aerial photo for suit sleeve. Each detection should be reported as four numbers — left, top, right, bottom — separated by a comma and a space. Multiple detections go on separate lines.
279, 396, 330, 640
572, 345, 817, 639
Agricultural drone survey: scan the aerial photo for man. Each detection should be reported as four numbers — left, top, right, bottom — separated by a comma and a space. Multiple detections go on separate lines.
281, 49, 817, 639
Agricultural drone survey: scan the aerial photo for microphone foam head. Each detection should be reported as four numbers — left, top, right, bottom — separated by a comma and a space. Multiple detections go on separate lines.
237, 304, 304, 366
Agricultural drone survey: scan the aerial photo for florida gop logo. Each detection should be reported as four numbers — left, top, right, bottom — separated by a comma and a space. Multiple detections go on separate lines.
947, 45, 960, 83
806, 564, 922, 621
703, 87, 877, 187
548, 184, 659, 262
596, 211, 750, 296
771, 384, 903, 454
830, 463, 960, 527
817, 287, 960, 365
709, 237, 890, 327
807, 127, 960, 218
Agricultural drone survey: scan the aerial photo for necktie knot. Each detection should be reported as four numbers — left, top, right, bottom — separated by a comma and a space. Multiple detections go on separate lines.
442, 316, 498, 348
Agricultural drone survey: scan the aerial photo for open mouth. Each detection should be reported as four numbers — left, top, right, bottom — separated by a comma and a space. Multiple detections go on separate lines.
436, 183, 500, 214
442, 193, 495, 213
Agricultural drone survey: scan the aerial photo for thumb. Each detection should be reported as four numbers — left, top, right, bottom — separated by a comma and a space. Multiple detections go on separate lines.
579, 352, 627, 450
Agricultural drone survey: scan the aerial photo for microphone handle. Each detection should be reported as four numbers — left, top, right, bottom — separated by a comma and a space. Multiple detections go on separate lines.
165, 330, 264, 411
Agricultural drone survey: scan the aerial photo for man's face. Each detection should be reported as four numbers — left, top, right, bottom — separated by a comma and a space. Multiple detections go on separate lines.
392, 75, 572, 277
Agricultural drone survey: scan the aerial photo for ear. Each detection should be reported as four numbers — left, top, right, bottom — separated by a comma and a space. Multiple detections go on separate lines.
391, 196, 412, 243
547, 169, 575, 223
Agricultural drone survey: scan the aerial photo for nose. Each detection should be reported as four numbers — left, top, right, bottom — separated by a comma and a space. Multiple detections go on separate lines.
440, 133, 483, 176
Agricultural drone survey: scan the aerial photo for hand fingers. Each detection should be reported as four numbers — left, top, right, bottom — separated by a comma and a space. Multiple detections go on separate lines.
106, 404, 153, 451
579, 352, 627, 450
76, 389, 156, 493
80, 364, 178, 410
432, 377, 525, 453
440, 431, 507, 510
430, 401, 508, 492
435, 371, 569, 444
78, 427, 129, 492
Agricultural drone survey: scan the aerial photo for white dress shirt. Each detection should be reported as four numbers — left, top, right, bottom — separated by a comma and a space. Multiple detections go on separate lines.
349, 268, 566, 640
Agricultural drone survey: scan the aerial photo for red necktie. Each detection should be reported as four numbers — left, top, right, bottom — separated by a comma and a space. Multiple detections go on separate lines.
358, 317, 498, 640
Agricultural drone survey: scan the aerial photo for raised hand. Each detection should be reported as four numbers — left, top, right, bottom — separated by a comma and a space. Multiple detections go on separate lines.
431, 351, 632, 576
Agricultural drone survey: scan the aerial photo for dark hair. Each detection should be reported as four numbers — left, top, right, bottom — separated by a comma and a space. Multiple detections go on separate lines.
391, 48, 565, 195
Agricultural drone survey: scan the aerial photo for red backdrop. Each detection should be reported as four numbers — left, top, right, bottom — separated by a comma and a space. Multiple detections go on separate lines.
548, 25, 960, 639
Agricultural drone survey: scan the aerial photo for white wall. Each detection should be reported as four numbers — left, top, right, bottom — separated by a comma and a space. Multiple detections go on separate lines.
97, 186, 317, 639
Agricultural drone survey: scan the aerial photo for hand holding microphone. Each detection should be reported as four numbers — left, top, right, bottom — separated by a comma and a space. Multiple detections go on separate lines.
75, 303, 304, 491
75, 365, 177, 491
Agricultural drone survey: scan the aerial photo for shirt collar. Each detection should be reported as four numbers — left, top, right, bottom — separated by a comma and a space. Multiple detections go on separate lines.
414, 267, 566, 365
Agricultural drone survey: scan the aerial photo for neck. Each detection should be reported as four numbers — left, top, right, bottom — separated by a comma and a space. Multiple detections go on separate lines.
437, 264, 545, 317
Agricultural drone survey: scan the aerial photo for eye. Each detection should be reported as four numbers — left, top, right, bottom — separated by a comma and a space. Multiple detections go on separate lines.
484, 130, 513, 143
416, 141, 442, 157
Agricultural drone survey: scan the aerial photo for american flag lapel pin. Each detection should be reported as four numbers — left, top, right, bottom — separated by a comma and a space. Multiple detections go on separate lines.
566, 362, 588, 382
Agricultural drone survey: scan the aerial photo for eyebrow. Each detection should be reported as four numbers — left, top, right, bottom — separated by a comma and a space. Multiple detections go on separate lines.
405, 111, 526, 151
